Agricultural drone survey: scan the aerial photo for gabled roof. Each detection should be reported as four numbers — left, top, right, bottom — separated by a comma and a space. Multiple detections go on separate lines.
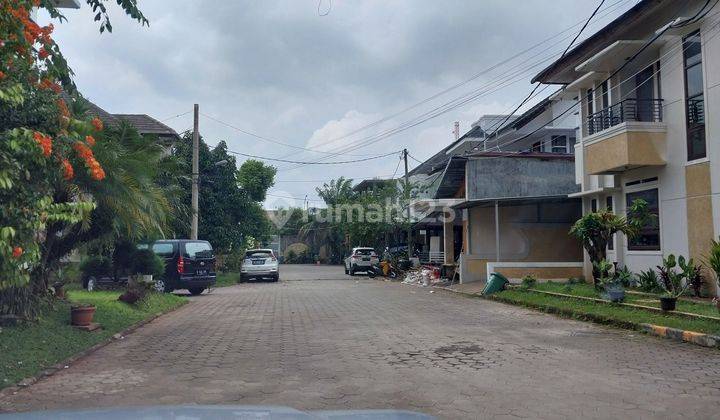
353, 178, 395, 192
532, 0, 684, 84
493, 97, 552, 136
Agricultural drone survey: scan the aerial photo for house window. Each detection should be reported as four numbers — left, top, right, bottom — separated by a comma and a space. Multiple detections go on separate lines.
551, 135, 568, 153
591, 199, 597, 212
606, 196, 614, 250
626, 189, 660, 251
601, 80, 609, 109
683, 30, 706, 161
531, 141, 542, 152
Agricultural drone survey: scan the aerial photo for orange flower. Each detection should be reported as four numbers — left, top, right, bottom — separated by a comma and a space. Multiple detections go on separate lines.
85, 135, 96, 146
61, 158, 74, 180
0, 71, 5, 80
38, 47, 50, 59
90, 165, 105, 181
91, 117, 103, 131
12, 246, 23, 259
33, 131, 52, 157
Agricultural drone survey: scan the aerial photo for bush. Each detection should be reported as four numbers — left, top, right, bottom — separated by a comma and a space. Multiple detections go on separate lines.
636, 269, 662, 293
112, 240, 137, 276
80, 256, 112, 279
132, 249, 165, 277
222, 249, 247, 272
520, 275, 537, 289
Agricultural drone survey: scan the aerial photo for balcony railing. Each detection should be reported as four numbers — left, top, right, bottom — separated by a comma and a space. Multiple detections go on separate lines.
418, 251, 444, 264
587, 98, 663, 136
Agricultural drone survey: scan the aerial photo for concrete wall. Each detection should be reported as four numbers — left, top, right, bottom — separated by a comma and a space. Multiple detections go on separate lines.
466, 157, 579, 200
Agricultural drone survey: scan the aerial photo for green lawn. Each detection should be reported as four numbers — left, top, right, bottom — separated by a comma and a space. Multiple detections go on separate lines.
0, 290, 186, 389
493, 287, 720, 335
529, 282, 720, 317
215, 271, 240, 287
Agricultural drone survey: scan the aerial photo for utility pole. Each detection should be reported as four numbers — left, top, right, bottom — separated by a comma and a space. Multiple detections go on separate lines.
403, 149, 412, 259
191, 104, 199, 240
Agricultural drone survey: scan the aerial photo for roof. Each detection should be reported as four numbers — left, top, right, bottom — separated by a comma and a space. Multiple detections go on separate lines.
492, 97, 552, 137
532, 0, 683, 84
453, 195, 578, 209
352, 178, 395, 192
113, 114, 179, 139
433, 157, 466, 199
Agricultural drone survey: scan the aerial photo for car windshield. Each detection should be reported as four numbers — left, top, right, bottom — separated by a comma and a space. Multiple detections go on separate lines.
355, 249, 375, 256
183, 242, 213, 258
246, 251, 273, 258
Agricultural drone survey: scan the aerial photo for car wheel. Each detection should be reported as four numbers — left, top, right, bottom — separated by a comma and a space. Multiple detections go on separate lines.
188, 287, 205, 296
344, 266, 349, 275
86, 276, 97, 292
272, 274, 279, 282
238, 274, 246, 283
153, 278, 170, 293
350, 265, 356, 276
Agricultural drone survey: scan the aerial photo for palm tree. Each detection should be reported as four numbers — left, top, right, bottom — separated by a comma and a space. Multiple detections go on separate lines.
316, 176, 354, 205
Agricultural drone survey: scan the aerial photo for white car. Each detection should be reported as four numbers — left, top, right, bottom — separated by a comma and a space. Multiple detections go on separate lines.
344, 247, 379, 276
240, 249, 279, 282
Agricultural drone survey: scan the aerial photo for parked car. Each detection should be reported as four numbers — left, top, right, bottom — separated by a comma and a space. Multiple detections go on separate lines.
344, 247, 379, 275
240, 249, 279, 282
140, 239, 217, 295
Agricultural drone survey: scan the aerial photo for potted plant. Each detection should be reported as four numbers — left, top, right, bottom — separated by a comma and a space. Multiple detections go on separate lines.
596, 259, 625, 302
656, 254, 690, 311
70, 303, 96, 326
569, 199, 651, 288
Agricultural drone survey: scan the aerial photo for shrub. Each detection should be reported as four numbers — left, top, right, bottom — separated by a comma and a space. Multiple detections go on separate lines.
520, 275, 537, 289
132, 249, 165, 277
636, 269, 662, 293
80, 256, 112, 279
705, 238, 720, 294
615, 266, 634, 288
222, 248, 247, 272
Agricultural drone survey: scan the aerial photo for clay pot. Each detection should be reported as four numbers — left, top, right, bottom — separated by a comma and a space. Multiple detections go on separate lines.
70, 305, 96, 326
660, 297, 677, 311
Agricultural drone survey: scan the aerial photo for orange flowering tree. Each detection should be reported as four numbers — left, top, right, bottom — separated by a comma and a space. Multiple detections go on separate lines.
0, 0, 147, 299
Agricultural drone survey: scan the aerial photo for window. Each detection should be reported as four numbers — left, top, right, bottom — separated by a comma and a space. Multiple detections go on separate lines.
626, 189, 660, 251
591, 199, 597, 212
246, 250, 274, 258
184, 241, 214, 258
606, 196, 614, 250
601, 80, 609, 109
152, 243, 175, 257
586, 89, 594, 115
683, 30, 706, 160
531, 141, 542, 152
551, 135, 567, 153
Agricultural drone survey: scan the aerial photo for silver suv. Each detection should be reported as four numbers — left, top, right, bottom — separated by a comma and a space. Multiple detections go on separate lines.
240, 249, 279, 282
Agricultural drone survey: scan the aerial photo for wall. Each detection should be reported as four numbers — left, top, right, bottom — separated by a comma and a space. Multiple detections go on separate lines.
461, 202, 582, 282
466, 157, 578, 200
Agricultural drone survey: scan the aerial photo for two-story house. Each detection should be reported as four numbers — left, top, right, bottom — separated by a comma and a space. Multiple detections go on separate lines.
532, 0, 720, 295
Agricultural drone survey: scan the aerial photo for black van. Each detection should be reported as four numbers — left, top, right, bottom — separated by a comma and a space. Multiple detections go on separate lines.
144, 239, 217, 295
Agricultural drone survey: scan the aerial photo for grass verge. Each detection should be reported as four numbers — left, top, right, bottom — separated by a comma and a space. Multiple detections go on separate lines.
0, 290, 186, 389
215, 271, 239, 287
492, 288, 720, 336
530, 282, 720, 317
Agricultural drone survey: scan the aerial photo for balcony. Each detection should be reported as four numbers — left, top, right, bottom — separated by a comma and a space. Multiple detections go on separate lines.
583, 98, 667, 175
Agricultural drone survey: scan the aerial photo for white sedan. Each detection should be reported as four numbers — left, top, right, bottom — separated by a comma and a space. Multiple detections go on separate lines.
240, 249, 279, 282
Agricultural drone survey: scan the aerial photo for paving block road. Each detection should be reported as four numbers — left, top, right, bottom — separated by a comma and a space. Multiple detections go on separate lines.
2, 265, 720, 419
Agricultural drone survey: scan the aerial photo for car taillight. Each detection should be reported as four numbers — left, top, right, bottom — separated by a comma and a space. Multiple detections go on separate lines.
271, 256, 277, 262
177, 255, 184, 274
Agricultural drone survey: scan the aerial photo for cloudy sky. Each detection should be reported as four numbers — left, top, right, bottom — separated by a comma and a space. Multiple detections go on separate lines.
40, 0, 633, 208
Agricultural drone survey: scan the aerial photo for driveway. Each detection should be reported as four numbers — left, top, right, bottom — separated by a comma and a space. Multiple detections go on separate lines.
2, 265, 719, 419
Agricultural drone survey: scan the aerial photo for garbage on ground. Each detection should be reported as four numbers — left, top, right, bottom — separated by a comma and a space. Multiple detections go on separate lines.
401, 266, 451, 287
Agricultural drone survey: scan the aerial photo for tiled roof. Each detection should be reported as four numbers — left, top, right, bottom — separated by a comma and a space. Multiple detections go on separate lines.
113, 114, 179, 139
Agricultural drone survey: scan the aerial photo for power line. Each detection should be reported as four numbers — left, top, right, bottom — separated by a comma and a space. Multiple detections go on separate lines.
226, 149, 401, 165
199, 112, 374, 157
407, 153, 424, 164
274, 0, 633, 165
161, 110, 192, 122
484, 0, 607, 141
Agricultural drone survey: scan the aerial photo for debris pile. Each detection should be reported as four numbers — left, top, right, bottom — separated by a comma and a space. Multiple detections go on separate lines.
401, 266, 448, 287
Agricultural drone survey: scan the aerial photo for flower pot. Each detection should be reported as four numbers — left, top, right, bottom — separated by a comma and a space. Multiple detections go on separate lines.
602, 284, 625, 302
660, 297, 677, 311
140, 274, 153, 284
70, 305, 96, 326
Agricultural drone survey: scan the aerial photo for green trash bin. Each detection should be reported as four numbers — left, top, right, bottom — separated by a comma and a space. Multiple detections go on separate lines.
482, 272, 509, 295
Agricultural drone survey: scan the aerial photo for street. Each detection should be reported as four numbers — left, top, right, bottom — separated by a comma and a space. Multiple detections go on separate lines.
2, 265, 720, 419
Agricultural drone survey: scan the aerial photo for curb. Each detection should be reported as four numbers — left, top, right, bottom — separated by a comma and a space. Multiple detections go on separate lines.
434, 286, 720, 350
0, 301, 187, 398
640, 323, 720, 348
